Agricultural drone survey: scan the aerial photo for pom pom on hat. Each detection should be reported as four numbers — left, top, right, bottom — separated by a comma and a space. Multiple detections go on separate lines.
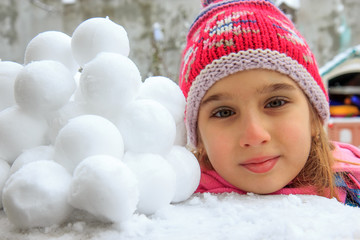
201, 0, 219, 7
179, 0, 329, 148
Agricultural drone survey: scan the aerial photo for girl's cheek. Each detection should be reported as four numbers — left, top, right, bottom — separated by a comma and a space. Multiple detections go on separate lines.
205, 132, 232, 158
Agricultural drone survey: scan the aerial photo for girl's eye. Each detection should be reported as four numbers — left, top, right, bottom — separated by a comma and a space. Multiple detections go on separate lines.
212, 108, 235, 118
265, 98, 287, 108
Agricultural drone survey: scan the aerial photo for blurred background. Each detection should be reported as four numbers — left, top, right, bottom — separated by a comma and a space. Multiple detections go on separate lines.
1, 0, 360, 82
2, 0, 360, 145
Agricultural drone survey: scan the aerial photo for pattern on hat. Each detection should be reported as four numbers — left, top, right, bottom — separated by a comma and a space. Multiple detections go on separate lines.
179, 0, 329, 148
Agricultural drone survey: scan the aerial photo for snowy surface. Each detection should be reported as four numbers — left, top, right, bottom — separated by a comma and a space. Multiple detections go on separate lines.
319, 45, 360, 76
0, 16, 197, 231
1, 16, 360, 239
1, 193, 360, 240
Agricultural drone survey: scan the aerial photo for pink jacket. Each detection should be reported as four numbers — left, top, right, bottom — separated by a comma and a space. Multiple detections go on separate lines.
195, 142, 360, 204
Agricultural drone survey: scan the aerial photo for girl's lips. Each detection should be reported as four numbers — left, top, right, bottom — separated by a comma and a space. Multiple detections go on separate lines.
240, 156, 279, 174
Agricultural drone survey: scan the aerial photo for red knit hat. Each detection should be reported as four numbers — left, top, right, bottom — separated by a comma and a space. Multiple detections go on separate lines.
179, 0, 329, 148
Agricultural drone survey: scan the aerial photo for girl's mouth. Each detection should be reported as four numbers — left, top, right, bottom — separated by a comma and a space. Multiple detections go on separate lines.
240, 156, 279, 174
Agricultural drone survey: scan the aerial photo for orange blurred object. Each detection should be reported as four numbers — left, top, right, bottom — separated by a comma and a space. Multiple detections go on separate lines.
330, 105, 359, 117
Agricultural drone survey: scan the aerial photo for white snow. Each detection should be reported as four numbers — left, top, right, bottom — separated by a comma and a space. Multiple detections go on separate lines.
319, 44, 360, 77
166, 146, 201, 203
69, 155, 139, 223
0, 106, 48, 164
0, 61, 23, 111
62, 0, 76, 5
71, 17, 130, 67
14, 60, 76, 113
79, 52, 141, 119
137, 76, 187, 146
46, 101, 88, 144
1, 193, 360, 239
2, 161, 72, 229
10, 145, 54, 175
54, 115, 124, 173
124, 152, 176, 215
24, 31, 79, 75
153, 22, 164, 42
117, 99, 176, 155
0, 16, 360, 239
174, 118, 187, 146
137, 76, 186, 124
0, 160, 10, 209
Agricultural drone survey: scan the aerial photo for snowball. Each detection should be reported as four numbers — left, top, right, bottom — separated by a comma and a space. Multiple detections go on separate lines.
54, 115, 124, 173
46, 101, 88, 144
0, 159, 10, 209
136, 76, 186, 146
69, 155, 138, 223
71, 71, 82, 101
117, 99, 176, 155
124, 152, 176, 215
14, 60, 76, 113
10, 145, 54, 175
0, 61, 23, 111
71, 17, 130, 67
0, 106, 48, 164
80, 52, 141, 118
174, 119, 187, 146
166, 146, 200, 203
24, 31, 79, 75
137, 76, 186, 123
2, 161, 72, 229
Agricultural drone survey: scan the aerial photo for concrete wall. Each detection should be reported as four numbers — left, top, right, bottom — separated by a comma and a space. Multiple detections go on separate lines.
1, 0, 360, 82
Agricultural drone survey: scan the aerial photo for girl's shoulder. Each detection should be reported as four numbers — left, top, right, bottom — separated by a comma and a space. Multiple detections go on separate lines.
332, 141, 360, 173
332, 141, 360, 207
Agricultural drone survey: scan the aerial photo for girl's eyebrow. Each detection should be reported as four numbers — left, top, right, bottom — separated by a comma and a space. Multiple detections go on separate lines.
200, 93, 230, 107
257, 83, 297, 94
200, 83, 296, 107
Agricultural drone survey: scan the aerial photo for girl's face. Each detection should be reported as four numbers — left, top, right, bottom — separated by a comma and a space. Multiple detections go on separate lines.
197, 69, 312, 194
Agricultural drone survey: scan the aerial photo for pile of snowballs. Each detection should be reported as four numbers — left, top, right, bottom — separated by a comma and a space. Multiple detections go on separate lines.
0, 17, 200, 229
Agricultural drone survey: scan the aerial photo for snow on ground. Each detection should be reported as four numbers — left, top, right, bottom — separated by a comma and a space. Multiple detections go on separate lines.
1, 16, 360, 240
1, 193, 360, 240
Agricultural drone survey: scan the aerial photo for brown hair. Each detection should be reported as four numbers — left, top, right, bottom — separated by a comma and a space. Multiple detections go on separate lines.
195, 101, 339, 199
289, 101, 338, 199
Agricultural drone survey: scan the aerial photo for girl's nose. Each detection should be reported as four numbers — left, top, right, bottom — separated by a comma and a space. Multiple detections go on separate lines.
238, 114, 271, 148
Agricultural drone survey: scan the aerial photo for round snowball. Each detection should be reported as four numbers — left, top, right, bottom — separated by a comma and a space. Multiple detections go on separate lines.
0, 106, 47, 164
174, 119, 187, 146
54, 115, 124, 173
71, 17, 130, 67
24, 31, 79, 75
166, 146, 201, 203
69, 155, 138, 223
124, 152, 176, 215
137, 76, 186, 123
0, 61, 23, 111
0, 159, 10, 209
80, 52, 141, 117
46, 101, 88, 144
14, 60, 76, 113
2, 161, 72, 229
10, 145, 54, 175
117, 99, 176, 155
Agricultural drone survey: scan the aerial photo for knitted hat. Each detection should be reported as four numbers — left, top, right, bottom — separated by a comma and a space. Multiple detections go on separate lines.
179, 0, 329, 148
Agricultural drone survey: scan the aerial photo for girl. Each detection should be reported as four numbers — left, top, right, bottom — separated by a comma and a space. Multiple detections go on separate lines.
179, 0, 360, 206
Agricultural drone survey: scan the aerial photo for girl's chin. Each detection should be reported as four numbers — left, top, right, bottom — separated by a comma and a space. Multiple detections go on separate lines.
236, 183, 287, 195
